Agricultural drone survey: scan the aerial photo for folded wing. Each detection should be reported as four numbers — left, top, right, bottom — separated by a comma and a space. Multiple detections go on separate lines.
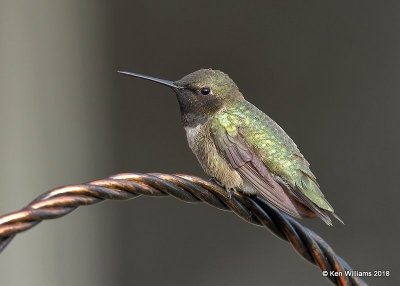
211, 125, 321, 220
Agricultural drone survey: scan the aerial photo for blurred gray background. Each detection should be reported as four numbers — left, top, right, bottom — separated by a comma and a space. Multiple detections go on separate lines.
0, 1, 399, 285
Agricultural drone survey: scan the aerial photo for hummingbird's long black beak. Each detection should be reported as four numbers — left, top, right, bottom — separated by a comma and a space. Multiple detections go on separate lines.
117, 71, 182, 89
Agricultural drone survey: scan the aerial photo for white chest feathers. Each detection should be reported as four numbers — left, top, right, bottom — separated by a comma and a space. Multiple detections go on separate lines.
184, 124, 203, 150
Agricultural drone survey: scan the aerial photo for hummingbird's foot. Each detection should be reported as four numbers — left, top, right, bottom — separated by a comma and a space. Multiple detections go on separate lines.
209, 177, 224, 188
209, 178, 234, 199
225, 188, 236, 199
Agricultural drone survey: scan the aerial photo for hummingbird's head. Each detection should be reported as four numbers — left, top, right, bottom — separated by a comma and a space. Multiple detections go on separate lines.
118, 68, 243, 127
173, 69, 243, 126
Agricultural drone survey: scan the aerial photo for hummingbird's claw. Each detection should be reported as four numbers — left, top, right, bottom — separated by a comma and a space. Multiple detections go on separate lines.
209, 177, 224, 187
226, 188, 235, 199
208, 178, 233, 199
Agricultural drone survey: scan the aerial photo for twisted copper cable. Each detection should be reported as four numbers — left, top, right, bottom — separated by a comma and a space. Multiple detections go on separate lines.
0, 172, 366, 286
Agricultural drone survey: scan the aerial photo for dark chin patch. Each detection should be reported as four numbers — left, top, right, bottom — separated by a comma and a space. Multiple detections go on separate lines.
181, 113, 208, 127
175, 89, 222, 127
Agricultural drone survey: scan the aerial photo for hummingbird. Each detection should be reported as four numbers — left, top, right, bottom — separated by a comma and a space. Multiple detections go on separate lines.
118, 69, 342, 225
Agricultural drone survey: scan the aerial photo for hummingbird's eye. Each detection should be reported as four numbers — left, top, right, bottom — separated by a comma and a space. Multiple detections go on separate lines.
200, 87, 211, 95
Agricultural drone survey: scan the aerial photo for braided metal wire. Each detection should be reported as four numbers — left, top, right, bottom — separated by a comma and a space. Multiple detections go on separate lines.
0, 172, 366, 285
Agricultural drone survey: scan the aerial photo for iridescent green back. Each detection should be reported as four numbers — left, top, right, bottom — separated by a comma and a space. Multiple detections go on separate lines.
213, 100, 333, 211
